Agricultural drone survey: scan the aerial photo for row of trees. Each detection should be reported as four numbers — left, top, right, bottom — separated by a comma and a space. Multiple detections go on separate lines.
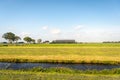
2, 32, 42, 44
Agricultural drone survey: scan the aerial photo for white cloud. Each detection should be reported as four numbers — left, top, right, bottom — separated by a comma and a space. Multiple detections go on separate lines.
71, 27, 120, 42
42, 26, 48, 30
50, 29, 61, 34
1, 25, 120, 42
74, 25, 84, 30
20, 32, 31, 37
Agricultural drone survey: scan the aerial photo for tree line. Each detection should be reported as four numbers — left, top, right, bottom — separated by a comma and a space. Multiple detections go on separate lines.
2, 32, 42, 44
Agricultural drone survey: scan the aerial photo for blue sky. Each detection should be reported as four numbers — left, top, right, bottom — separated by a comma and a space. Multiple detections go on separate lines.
0, 0, 120, 42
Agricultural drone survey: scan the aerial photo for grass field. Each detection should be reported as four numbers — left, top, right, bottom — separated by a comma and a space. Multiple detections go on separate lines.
0, 43, 120, 64
0, 43, 120, 80
0, 69, 120, 80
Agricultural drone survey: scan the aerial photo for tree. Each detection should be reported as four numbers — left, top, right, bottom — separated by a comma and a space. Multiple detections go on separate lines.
2, 32, 15, 43
37, 39, 42, 43
31, 39, 35, 44
23, 37, 32, 43
14, 36, 21, 43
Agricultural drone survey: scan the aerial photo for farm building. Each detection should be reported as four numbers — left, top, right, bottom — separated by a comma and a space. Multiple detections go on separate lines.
43, 40, 50, 44
52, 40, 76, 43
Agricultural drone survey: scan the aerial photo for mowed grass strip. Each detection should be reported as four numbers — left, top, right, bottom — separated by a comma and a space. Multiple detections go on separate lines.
0, 44, 120, 64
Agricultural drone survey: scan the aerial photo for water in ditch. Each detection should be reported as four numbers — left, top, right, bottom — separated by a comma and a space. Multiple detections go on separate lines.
0, 62, 120, 70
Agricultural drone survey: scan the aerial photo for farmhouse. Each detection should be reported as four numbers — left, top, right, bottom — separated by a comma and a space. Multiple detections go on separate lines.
52, 39, 76, 43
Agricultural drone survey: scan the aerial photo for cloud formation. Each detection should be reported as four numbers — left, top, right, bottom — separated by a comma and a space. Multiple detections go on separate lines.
20, 32, 31, 37
42, 26, 48, 30
50, 28, 61, 35
74, 25, 84, 30
1, 25, 120, 42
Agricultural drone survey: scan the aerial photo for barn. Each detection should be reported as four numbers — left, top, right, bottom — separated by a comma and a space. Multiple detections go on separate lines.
52, 40, 76, 43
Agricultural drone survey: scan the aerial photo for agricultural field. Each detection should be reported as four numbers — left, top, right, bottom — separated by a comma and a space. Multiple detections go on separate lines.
0, 43, 120, 64
0, 43, 120, 80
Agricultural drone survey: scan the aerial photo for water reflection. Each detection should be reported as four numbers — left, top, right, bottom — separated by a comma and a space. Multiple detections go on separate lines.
0, 62, 120, 70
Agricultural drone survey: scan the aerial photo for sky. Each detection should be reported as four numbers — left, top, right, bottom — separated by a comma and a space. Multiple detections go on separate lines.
0, 0, 120, 42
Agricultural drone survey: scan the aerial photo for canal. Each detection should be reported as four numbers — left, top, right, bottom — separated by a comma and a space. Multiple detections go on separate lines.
0, 62, 120, 70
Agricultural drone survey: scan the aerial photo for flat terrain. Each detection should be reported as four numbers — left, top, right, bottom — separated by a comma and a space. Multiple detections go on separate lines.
0, 43, 120, 64
0, 43, 120, 80
0, 70, 120, 80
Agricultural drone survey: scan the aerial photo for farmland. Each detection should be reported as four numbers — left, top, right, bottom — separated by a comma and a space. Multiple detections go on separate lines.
0, 43, 120, 64
0, 43, 120, 80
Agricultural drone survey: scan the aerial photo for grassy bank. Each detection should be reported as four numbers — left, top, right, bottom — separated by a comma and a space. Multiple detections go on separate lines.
0, 43, 120, 64
0, 69, 120, 80
24, 67, 120, 74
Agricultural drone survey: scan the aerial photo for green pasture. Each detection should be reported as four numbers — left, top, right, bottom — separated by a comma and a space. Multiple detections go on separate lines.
0, 43, 120, 64
0, 43, 120, 80
0, 69, 120, 80
1, 43, 120, 47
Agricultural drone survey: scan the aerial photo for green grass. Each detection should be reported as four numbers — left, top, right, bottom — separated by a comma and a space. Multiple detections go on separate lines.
1, 43, 120, 47
0, 43, 120, 80
0, 43, 120, 64
0, 69, 120, 80
25, 67, 120, 74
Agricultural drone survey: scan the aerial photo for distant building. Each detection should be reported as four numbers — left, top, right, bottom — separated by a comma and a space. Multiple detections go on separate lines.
52, 39, 76, 43
1, 42, 7, 44
18, 42, 24, 44
43, 40, 50, 44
